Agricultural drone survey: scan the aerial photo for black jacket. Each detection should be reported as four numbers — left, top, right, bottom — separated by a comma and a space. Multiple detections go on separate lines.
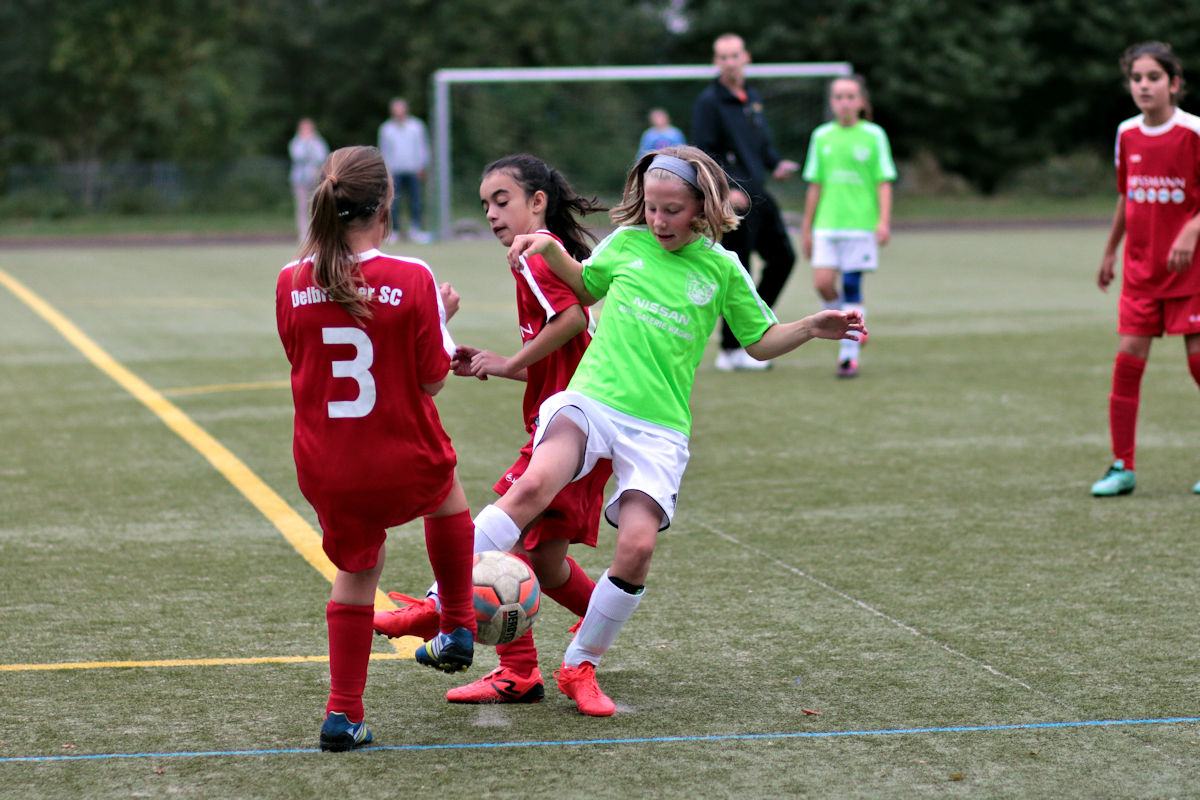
691, 77, 783, 200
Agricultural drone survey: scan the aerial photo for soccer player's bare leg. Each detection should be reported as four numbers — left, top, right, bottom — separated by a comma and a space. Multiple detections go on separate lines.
492, 415, 586, 531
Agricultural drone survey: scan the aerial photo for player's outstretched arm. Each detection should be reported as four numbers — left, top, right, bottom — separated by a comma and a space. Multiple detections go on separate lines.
463, 305, 586, 383
508, 233, 597, 306
744, 310, 865, 362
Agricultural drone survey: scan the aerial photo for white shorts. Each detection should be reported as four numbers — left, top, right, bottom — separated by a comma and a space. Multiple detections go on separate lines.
532, 390, 690, 530
811, 230, 878, 272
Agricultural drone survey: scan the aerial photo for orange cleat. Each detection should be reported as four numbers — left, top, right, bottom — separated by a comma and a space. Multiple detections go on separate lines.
554, 662, 615, 717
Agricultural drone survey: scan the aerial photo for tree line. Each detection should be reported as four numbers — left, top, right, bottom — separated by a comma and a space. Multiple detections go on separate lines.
2, 0, 1196, 204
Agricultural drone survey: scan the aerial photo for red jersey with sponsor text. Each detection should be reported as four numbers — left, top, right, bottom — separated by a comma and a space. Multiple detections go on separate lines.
1115, 108, 1200, 298
513, 233, 596, 432
276, 249, 456, 496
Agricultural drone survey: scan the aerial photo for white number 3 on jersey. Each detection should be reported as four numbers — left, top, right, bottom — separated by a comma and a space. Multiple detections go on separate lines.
322, 327, 376, 418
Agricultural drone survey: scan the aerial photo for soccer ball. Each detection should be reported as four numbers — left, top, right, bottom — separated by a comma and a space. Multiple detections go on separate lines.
472, 550, 540, 646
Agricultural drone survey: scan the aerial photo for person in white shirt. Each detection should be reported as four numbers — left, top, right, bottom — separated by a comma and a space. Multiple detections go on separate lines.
377, 97, 432, 243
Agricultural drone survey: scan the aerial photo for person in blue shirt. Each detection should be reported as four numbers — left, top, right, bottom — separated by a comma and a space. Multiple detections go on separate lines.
637, 108, 686, 159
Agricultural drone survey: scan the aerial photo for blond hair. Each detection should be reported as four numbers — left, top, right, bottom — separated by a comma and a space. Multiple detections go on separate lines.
610, 145, 740, 243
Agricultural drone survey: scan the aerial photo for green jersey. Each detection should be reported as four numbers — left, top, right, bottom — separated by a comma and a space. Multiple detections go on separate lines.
572, 226, 777, 435
802, 120, 896, 232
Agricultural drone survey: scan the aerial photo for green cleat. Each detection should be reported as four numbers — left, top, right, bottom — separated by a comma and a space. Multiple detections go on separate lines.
1091, 460, 1136, 497
1193, 479, 1200, 495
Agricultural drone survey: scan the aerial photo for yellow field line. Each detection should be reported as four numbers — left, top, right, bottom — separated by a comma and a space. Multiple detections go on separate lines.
0, 654, 409, 672
0, 267, 412, 661
160, 379, 290, 397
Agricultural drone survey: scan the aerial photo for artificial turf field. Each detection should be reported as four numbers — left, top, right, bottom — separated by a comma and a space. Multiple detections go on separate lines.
1, 225, 1199, 798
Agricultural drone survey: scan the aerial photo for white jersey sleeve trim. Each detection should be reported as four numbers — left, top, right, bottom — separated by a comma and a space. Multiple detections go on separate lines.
1115, 114, 1142, 166
373, 250, 454, 355
864, 121, 897, 181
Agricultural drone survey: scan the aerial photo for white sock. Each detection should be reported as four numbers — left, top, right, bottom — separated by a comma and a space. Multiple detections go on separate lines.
839, 303, 864, 361
821, 298, 842, 312
473, 504, 522, 553
563, 570, 643, 667
423, 505, 521, 604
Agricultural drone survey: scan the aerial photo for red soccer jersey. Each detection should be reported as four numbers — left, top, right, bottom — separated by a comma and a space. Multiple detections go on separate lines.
1115, 108, 1200, 298
276, 249, 457, 496
513, 233, 595, 432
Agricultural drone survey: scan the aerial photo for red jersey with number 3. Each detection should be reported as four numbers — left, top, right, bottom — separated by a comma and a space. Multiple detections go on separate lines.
514, 233, 596, 432
276, 249, 456, 496
1115, 108, 1200, 298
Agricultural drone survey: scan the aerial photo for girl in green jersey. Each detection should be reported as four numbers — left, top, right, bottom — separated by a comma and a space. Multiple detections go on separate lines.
476, 145, 864, 715
801, 74, 896, 378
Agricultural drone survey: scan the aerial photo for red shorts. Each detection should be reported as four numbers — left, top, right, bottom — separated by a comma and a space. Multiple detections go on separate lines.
1118, 292, 1200, 337
493, 437, 613, 550
303, 472, 454, 573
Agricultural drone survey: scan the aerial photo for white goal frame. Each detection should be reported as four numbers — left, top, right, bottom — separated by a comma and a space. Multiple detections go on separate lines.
429, 62, 853, 240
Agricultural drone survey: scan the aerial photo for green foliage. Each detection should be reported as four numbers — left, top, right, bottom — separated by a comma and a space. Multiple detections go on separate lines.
678, 0, 1200, 192
4, 0, 1200, 198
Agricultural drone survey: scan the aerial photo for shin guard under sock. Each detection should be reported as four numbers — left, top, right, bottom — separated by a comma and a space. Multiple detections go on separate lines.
325, 601, 374, 721
1109, 352, 1145, 469
425, 511, 476, 635
563, 570, 642, 668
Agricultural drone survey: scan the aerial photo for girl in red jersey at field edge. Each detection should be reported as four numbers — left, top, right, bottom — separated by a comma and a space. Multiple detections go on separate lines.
1091, 42, 1200, 497
374, 154, 614, 706
275, 146, 477, 751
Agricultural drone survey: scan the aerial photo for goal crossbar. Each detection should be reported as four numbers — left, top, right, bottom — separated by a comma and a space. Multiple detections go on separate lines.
429, 62, 853, 239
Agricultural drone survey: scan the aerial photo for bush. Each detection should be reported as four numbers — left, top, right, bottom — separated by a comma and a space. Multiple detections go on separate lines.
0, 186, 77, 219
1002, 151, 1113, 198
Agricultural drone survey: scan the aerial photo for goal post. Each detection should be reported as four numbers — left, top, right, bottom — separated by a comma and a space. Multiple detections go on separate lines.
429, 62, 853, 241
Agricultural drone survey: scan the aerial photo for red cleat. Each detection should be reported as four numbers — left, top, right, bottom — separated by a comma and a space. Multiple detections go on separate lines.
446, 666, 544, 704
374, 592, 440, 640
554, 662, 615, 717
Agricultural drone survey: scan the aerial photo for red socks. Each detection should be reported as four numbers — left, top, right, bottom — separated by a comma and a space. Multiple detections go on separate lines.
1189, 352, 1200, 390
544, 556, 596, 618
325, 601, 373, 721
1109, 352, 1145, 469
425, 511, 477, 635
495, 554, 596, 678
495, 551, 539, 675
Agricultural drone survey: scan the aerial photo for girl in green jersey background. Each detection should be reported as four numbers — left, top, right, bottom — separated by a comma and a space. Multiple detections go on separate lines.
801, 75, 896, 378
476, 145, 864, 716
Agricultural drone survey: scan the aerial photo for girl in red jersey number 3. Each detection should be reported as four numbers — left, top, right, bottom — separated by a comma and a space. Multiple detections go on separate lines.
276, 146, 477, 751
1092, 42, 1200, 497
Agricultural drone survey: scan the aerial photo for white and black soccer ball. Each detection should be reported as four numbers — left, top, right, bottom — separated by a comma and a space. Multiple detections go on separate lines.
471, 550, 541, 646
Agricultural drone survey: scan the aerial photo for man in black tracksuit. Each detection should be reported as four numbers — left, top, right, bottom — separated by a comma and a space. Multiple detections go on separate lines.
692, 33, 798, 371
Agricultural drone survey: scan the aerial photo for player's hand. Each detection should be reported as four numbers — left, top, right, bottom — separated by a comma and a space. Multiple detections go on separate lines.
801, 230, 813, 261
507, 233, 553, 269
469, 349, 513, 379
451, 345, 485, 379
1167, 225, 1199, 272
440, 282, 461, 319
807, 309, 865, 341
729, 189, 750, 212
773, 160, 798, 180
876, 221, 891, 246
1097, 252, 1117, 291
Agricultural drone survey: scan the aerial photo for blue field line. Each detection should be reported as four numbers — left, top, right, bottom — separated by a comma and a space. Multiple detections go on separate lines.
4, 716, 1198, 763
